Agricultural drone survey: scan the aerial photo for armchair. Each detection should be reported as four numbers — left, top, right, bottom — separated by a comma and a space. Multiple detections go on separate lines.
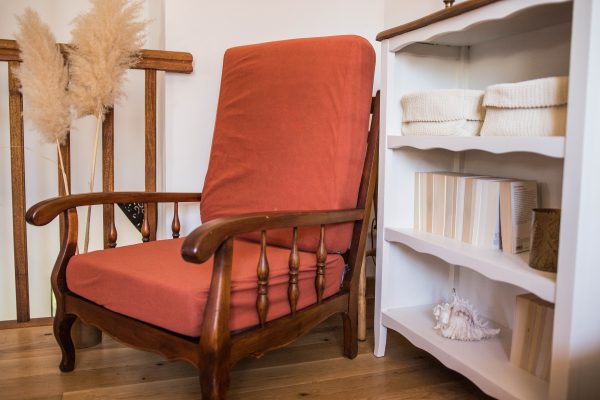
26, 35, 378, 399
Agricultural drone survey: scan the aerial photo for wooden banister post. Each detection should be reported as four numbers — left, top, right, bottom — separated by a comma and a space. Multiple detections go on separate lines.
102, 109, 115, 249
8, 61, 29, 322
145, 69, 157, 241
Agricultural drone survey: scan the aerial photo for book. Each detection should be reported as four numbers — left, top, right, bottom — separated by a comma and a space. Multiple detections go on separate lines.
414, 172, 537, 253
534, 303, 554, 379
499, 180, 538, 253
413, 172, 430, 231
425, 172, 433, 232
473, 178, 508, 249
413, 172, 433, 232
414, 172, 422, 231
416, 172, 470, 237
443, 174, 458, 238
454, 175, 471, 240
432, 173, 447, 235
458, 176, 505, 248
510, 293, 554, 381
460, 176, 480, 244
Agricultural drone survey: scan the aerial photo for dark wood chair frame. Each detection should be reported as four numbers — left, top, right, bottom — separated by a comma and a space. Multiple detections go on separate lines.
25, 93, 380, 399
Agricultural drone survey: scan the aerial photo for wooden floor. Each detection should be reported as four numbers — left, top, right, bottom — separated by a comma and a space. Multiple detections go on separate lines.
0, 300, 492, 399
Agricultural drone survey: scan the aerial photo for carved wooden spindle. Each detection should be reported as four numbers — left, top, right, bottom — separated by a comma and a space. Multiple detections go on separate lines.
141, 203, 150, 243
288, 227, 300, 314
256, 230, 270, 327
108, 204, 117, 248
315, 225, 327, 304
172, 202, 181, 239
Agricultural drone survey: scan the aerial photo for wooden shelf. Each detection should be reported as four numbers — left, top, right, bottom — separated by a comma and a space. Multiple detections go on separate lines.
376, 0, 500, 41
384, 228, 556, 303
382, 305, 548, 400
384, 0, 572, 52
387, 135, 565, 158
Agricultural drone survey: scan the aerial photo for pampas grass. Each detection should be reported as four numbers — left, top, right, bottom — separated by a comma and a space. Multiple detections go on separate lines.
68, 0, 146, 252
68, 0, 146, 118
14, 1, 146, 252
14, 8, 71, 194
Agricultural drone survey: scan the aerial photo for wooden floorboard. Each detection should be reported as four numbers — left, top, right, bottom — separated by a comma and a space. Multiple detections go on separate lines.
0, 298, 492, 399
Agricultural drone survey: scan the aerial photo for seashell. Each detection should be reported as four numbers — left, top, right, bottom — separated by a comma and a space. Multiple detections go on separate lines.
433, 290, 500, 341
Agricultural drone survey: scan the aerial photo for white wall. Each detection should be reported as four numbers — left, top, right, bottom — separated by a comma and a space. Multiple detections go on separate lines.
383, 0, 465, 29
1, 0, 453, 319
0, 0, 163, 320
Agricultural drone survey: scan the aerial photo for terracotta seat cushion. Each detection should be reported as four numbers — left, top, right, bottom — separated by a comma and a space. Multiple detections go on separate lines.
66, 238, 345, 337
201, 35, 375, 253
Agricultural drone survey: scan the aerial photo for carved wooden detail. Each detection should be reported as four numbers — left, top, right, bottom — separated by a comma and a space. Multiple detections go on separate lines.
288, 227, 300, 314
172, 202, 181, 239
256, 231, 270, 327
315, 225, 327, 304
107, 205, 117, 248
141, 203, 151, 243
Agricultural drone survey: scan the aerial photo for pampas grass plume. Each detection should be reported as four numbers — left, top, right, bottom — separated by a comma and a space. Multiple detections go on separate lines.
68, 0, 146, 253
68, 0, 146, 118
14, 8, 70, 144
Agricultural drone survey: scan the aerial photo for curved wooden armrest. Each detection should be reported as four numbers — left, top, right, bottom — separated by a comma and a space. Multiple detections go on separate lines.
26, 192, 202, 226
181, 208, 364, 264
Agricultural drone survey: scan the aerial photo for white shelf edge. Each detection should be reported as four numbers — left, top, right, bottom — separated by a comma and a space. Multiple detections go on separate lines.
382, 305, 549, 400
386, 135, 565, 159
386, 0, 572, 53
384, 227, 556, 303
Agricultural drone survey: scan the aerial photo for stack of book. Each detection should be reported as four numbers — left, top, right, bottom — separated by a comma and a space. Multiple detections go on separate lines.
414, 172, 538, 252
510, 293, 554, 380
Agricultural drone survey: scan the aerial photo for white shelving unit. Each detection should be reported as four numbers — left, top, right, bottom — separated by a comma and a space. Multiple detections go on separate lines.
375, 1, 600, 399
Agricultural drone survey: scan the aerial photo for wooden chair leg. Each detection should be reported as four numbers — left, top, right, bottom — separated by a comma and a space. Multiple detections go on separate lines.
199, 238, 233, 399
342, 299, 359, 359
358, 257, 367, 341
200, 361, 230, 400
342, 310, 358, 359
54, 312, 77, 372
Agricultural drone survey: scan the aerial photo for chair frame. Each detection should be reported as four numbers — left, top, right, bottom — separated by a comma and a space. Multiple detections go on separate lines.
26, 93, 380, 399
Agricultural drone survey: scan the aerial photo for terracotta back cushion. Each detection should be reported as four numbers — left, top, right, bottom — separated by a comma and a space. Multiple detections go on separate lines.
201, 35, 375, 253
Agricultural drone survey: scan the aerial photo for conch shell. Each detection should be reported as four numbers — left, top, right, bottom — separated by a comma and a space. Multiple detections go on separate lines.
433, 291, 500, 341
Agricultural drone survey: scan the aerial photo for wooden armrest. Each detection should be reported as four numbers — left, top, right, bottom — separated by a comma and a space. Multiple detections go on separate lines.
181, 208, 364, 264
26, 192, 202, 226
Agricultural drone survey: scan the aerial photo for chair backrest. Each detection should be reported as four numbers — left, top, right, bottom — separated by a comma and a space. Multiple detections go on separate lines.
201, 35, 376, 253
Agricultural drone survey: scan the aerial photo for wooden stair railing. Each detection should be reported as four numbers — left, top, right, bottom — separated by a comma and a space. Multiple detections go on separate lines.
0, 38, 193, 327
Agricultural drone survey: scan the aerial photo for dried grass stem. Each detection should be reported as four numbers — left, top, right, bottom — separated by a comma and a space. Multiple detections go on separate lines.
83, 112, 103, 253
56, 139, 70, 196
